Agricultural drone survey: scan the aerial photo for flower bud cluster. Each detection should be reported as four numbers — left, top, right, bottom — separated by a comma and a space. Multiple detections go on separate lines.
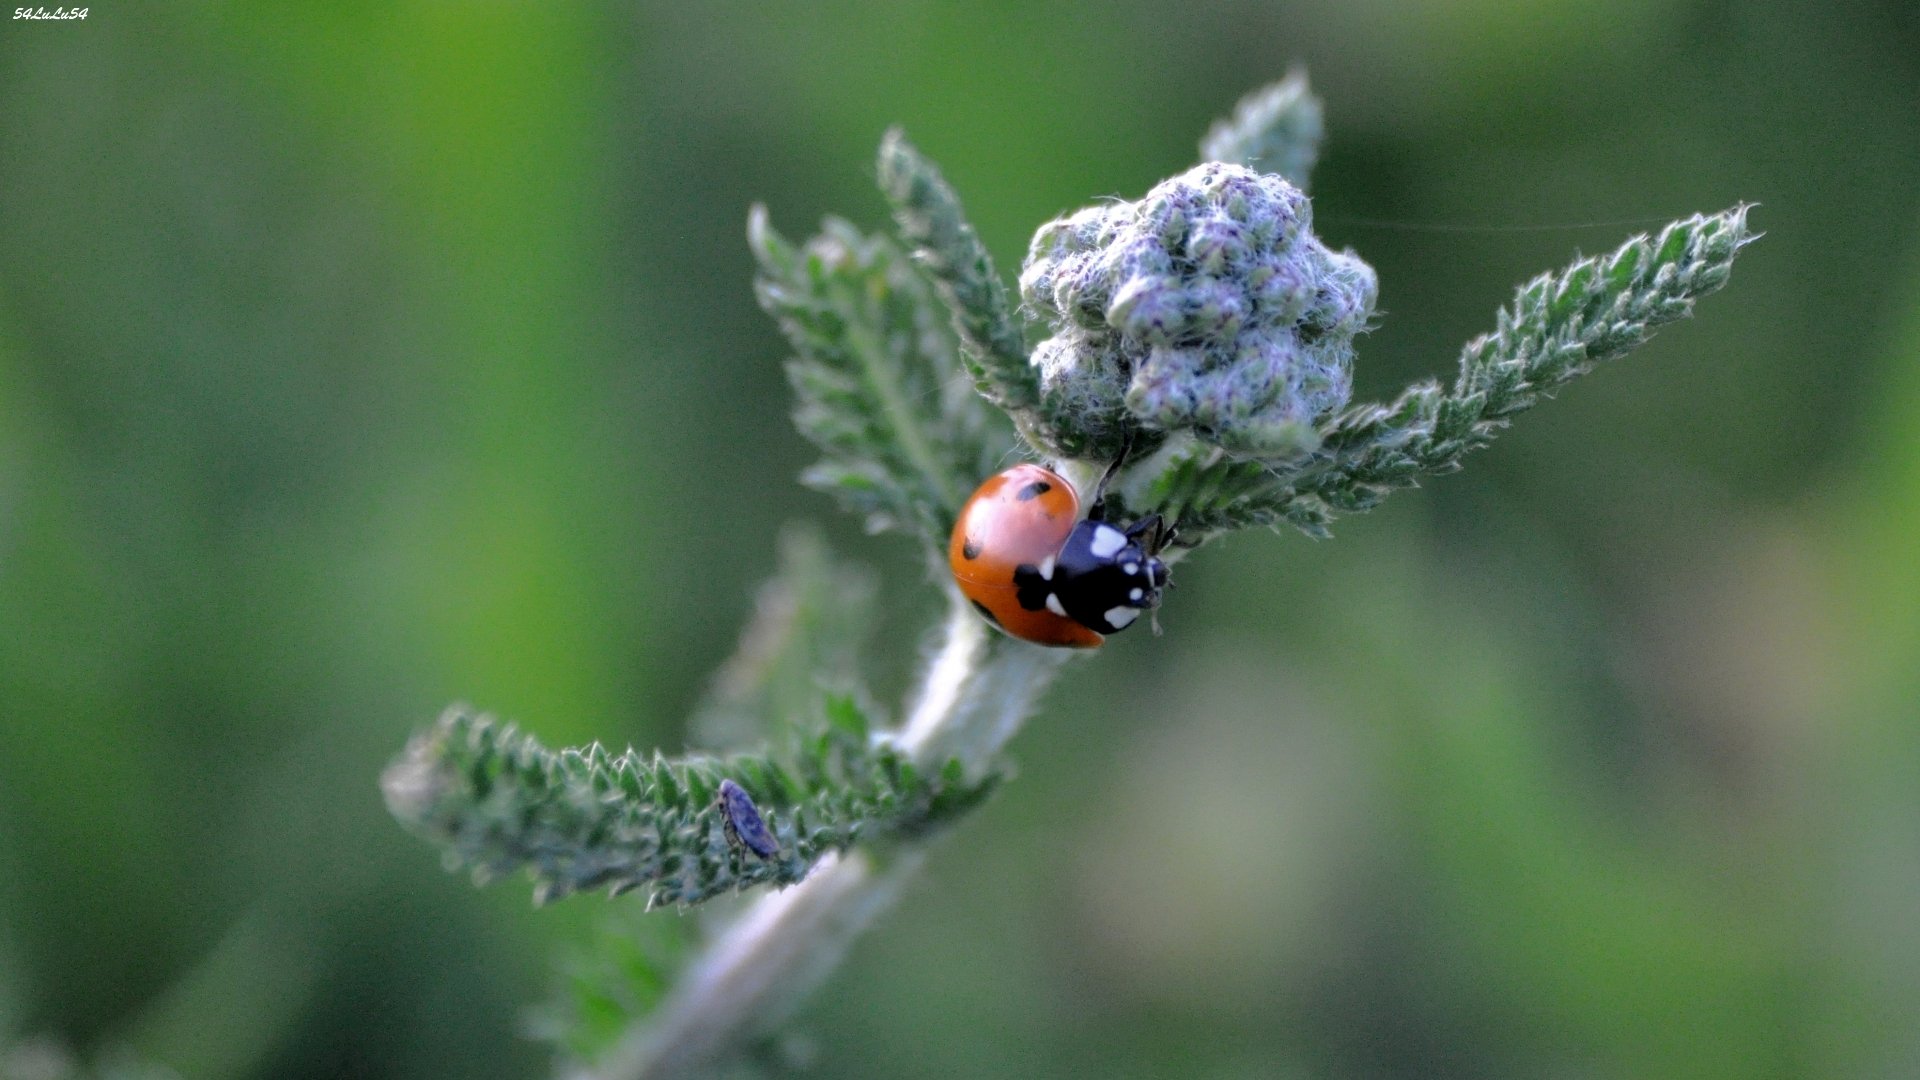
1020, 162, 1376, 456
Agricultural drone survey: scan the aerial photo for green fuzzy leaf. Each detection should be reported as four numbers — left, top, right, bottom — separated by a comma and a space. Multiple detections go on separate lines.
383, 704, 998, 910
822, 692, 869, 743
530, 906, 697, 1066
688, 524, 876, 750
1200, 205, 1757, 541
875, 129, 1038, 417
750, 207, 1011, 550
1199, 70, 1325, 191
1127, 441, 1291, 538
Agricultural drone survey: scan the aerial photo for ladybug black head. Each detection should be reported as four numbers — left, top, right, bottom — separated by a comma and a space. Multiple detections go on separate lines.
1015, 517, 1172, 636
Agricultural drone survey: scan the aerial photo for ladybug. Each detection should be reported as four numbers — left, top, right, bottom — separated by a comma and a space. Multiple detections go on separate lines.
948, 463, 1171, 648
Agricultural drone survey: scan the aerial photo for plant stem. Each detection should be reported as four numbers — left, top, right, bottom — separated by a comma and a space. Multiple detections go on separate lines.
575, 602, 1068, 1080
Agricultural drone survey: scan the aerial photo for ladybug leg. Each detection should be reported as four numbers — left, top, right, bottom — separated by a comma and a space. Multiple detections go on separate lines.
1125, 513, 1178, 557
1086, 432, 1139, 519
1085, 467, 1121, 523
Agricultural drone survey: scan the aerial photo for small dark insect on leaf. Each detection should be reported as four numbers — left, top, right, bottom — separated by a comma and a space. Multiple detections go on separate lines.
717, 779, 781, 860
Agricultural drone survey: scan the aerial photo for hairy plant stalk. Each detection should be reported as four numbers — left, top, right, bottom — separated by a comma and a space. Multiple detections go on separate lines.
579, 603, 1068, 1080
572, 850, 916, 1080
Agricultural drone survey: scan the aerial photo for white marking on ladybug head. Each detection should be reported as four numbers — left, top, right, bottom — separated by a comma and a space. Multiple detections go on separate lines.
1129, 587, 1143, 602
1104, 606, 1139, 630
1089, 525, 1126, 559
1123, 561, 1139, 576
1039, 555, 1055, 580
1045, 593, 1067, 617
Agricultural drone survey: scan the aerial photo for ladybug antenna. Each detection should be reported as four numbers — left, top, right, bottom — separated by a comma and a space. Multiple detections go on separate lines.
1157, 519, 1180, 556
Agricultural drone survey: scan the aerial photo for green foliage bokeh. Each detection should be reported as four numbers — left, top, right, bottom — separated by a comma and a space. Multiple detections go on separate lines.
2, 4, 1917, 1078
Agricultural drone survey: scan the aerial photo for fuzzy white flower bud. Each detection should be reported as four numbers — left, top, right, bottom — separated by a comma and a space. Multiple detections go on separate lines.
1021, 162, 1377, 456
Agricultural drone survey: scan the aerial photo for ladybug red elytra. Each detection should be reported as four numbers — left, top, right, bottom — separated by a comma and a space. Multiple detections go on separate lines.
948, 463, 1171, 648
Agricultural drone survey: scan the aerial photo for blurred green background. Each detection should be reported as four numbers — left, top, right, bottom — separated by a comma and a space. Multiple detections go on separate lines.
3, 3, 1918, 1078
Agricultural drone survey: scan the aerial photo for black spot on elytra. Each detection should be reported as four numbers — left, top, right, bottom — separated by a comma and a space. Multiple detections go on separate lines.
969, 599, 1001, 626
962, 536, 981, 559
1015, 481, 1052, 501
1012, 564, 1049, 610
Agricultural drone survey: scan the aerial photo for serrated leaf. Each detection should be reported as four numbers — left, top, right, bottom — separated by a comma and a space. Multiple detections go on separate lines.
384, 705, 1001, 912
1203, 206, 1755, 541
875, 130, 1037, 414
751, 206, 1013, 551
1198, 70, 1325, 191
